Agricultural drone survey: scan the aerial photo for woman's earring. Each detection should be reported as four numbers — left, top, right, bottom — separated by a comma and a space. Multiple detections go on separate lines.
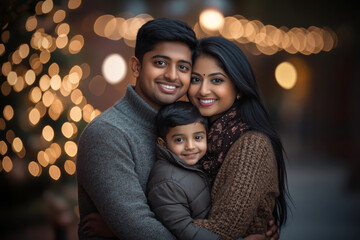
236, 93, 241, 100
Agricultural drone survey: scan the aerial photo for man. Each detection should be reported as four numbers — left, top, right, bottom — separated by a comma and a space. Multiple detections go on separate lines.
76, 18, 278, 239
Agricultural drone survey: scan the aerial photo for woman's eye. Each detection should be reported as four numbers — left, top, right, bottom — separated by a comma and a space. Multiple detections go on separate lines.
190, 77, 201, 83
212, 78, 224, 83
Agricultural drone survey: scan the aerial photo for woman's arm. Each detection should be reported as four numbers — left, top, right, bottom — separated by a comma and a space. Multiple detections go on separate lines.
194, 131, 279, 239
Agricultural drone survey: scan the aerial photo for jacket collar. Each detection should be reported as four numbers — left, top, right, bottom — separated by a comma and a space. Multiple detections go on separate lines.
156, 144, 204, 173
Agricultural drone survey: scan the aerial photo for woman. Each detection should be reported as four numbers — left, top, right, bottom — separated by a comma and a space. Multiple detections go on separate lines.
81, 36, 287, 240
188, 36, 289, 239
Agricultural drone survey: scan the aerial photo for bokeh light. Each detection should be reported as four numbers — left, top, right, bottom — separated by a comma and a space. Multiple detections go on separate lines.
2, 156, 13, 172
28, 161, 42, 177
42, 125, 55, 142
12, 137, 24, 153
275, 61, 297, 89
64, 160, 76, 175
49, 165, 61, 180
102, 54, 127, 84
3, 105, 14, 121
199, 9, 225, 32
0, 141, 8, 155
29, 108, 41, 125
64, 141, 77, 157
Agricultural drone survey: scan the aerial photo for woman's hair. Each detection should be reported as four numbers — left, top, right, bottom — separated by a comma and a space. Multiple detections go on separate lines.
156, 101, 208, 140
135, 18, 197, 63
193, 36, 290, 230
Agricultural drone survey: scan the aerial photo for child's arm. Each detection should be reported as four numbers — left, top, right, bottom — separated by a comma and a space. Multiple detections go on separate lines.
147, 180, 220, 240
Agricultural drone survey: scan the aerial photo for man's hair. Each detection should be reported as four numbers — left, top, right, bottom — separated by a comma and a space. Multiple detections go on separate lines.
156, 101, 208, 140
135, 18, 197, 63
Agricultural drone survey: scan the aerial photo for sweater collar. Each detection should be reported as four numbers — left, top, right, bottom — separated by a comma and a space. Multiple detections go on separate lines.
115, 85, 158, 130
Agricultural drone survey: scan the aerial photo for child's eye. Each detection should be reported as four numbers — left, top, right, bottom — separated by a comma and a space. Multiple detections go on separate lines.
175, 138, 184, 142
195, 136, 203, 140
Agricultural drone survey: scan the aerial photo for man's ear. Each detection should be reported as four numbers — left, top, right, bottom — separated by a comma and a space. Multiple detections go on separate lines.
157, 137, 167, 148
129, 56, 141, 78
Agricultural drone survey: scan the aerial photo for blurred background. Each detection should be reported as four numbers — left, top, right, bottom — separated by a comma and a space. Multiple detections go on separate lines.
0, 0, 359, 239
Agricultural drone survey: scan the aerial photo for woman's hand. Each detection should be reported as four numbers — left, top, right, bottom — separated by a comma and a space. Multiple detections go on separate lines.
243, 234, 266, 240
243, 219, 279, 240
265, 219, 279, 240
81, 212, 115, 238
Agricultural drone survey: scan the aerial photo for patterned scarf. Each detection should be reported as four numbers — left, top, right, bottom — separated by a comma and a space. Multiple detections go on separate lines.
200, 103, 250, 185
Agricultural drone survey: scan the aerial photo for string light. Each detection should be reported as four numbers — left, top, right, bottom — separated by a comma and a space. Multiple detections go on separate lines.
0, 2, 337, 182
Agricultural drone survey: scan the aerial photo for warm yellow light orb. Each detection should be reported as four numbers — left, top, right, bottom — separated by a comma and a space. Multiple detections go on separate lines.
102, 54, 127, 84
199, 9, 224, 32
49, 165, 61, 180
275, 62, 297, 89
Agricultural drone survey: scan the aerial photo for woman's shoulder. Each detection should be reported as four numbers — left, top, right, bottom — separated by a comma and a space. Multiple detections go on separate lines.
234, 130, 272, 148
227, 130, 277, 171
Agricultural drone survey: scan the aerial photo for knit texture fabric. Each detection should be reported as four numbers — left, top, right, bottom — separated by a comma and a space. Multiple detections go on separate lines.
76, 85, 175, 240
194, 131, 279, 239
200, 103, 250, 185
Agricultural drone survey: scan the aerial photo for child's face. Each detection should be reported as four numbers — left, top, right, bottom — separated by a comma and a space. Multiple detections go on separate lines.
163, 122, 207, 165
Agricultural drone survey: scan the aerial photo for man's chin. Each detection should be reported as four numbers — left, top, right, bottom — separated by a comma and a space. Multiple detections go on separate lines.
156, 95, 183, 106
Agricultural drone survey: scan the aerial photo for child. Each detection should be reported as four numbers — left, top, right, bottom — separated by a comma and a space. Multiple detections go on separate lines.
146, 101, 220, 240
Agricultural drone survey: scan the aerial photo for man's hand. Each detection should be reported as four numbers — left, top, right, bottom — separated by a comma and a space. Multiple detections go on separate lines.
81, 212, 115, 238
265, 219, 279, 240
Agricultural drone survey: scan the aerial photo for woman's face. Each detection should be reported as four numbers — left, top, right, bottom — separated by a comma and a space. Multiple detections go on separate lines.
188, 54, 237, 122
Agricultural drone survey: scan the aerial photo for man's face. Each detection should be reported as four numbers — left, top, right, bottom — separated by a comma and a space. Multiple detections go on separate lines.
134, 41, 192, 109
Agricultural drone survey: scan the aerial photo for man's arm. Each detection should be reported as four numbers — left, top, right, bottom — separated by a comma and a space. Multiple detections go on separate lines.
76, 121, 175, 239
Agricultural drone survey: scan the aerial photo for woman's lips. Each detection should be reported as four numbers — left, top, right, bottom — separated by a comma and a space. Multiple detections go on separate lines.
199, 98, 216, 107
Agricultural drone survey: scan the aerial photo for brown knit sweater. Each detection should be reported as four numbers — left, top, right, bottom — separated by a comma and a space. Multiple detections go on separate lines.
194, 131, 279, 239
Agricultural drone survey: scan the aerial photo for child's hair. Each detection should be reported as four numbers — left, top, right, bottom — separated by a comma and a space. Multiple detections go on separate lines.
156, 101, 208, 140
135, 18, 197, 63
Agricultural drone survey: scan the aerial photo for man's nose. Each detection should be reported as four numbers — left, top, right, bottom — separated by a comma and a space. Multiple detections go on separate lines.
164, 65, 178, 81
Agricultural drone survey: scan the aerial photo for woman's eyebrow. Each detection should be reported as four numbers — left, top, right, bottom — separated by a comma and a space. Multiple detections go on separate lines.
191, 72, 202, 76
208, 72, 226, 77
191, 72, 226, 77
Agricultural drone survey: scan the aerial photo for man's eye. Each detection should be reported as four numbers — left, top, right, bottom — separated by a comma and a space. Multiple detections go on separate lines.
155, 60, 166, 66
179, 65, 189, 71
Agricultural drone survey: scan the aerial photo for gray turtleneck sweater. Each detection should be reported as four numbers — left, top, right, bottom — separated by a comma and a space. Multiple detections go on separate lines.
76, 85, 175, 239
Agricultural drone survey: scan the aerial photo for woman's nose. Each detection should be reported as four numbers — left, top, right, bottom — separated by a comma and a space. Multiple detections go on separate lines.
199, 81, 211, 96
